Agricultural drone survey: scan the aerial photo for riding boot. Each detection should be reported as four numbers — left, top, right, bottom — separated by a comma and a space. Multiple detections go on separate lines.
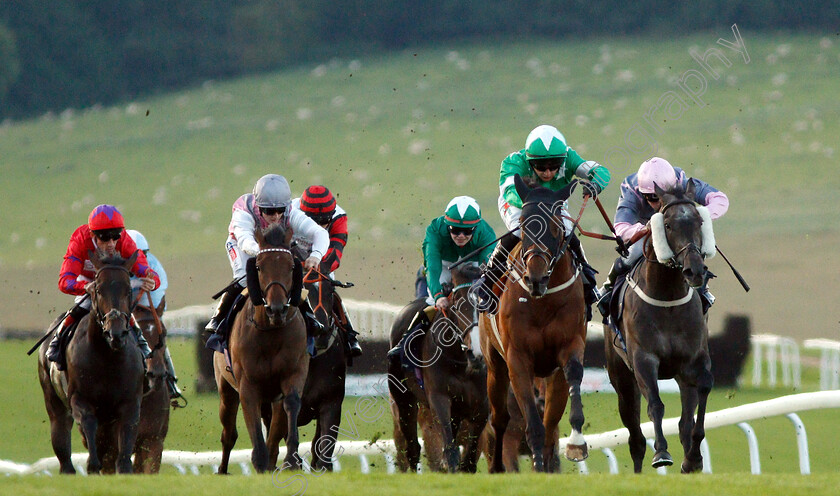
414, 266, 429, 300
131, 318, 153, 360
334, 294, 363, 357
470, 232, 518, 314
204, 283, 243, 336
163, 347, 185, 405
597, 257, 630, 319
700, 270, 717, 315
568, 234, 600, 322
387, 309, 431, 369
46, 304, 90, 371
300, 299, 328, 350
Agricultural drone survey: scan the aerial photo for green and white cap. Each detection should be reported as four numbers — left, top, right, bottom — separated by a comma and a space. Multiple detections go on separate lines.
443, 196, 481, 228
525, 125, 568, 160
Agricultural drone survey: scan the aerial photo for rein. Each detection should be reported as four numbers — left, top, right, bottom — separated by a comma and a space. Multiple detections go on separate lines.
92, 265, 133, 331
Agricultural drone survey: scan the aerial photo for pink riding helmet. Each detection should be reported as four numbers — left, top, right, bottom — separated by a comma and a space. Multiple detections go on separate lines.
637, 157, 678, 194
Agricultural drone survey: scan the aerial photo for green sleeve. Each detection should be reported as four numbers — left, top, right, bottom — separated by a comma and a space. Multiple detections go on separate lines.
473, 221, 497, 264
422, 220, 446, 299
562, 149, 586, 183
499, 151, 531, 208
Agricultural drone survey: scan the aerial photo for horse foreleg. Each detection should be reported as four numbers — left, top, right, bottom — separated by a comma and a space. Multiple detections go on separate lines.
561, 354, 588, 463
71, 398, 102, 474
486, 350, 511, 473
634, 353, 672, 468
116, 398, 141, 474
542, 369, 570, 472
266, 401, 287, 470
397, 394, 422, 472
217, 378, 240, 474
680, 353, 714, 473
281, 390, 303, 471
43, 385, 76, 474
606, 350, 645, 473
312, 405, 342, 471
240, 386, 270, 472
428, 393, 458, 472
508, 362, 545, 472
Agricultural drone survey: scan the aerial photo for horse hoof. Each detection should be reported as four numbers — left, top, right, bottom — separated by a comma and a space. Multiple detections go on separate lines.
681, 458, 703, 473
651, 451, 673, 468
565, 443, 589, 462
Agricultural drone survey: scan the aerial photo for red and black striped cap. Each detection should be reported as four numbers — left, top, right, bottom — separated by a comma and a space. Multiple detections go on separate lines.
300, 185, 336, 215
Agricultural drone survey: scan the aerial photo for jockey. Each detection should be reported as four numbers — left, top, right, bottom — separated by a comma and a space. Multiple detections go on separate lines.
204, 174, 331, 348
471, 124, 611, 317
291, 185, 362, 357
47, 205, 160, 371
126, 229, 183, 401
597, 156, 729, 316
388, 196, 496, 365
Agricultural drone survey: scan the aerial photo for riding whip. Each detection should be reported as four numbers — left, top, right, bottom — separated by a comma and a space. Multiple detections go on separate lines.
594, 196, 629, 257
449, 226, 519, 270
715, 244, 750, 292
27, 294, 90, 356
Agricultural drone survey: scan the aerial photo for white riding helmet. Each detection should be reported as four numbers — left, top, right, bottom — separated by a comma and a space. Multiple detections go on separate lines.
637, 157, 677, 194
126, 229, 149, 251
253, 174, 292, 209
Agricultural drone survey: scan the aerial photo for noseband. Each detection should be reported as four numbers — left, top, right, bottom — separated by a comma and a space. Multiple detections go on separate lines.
519, 201, 571, 281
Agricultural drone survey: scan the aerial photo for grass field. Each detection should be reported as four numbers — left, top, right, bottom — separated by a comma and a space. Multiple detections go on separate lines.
1, 31, 839, 341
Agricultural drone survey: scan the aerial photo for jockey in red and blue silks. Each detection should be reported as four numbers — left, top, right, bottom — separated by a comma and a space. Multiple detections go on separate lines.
47, 204, 161, 370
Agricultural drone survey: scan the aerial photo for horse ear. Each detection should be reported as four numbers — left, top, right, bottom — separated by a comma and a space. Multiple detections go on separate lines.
684, 178, 696, 200
89, 250, 103, 270
254, 226, 265, 246
514, 174, 531, 201
284, 225, 294, 246
653, 181, 667, 198
556, 180, 575, 202
125, 250, 139, 270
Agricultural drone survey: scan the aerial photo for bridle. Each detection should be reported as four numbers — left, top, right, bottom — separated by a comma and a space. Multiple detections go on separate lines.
649, 198, 705, 270
255, 247, 294, 306
518, 200, 572, 282
91, 265, 133, 332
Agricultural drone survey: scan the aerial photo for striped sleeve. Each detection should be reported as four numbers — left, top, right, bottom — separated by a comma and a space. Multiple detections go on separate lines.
321, 214, 348, 272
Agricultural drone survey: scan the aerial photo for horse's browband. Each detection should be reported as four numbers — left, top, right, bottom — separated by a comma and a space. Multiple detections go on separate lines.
259, 248, 291, 255
660, 198, 695, 214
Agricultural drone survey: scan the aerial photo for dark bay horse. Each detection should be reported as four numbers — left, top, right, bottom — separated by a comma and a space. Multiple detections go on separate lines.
130, 296, 170, 473
479, 174, 588, 472
389, 264, 488, 472
213, 224, 309, 473
295, 269, 346, 471
37, 251, 145, 474
604, 181, 716, 473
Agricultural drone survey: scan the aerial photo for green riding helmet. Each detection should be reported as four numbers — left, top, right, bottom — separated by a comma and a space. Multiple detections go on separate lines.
443, 196, 482, 228
525, 124, 569, 160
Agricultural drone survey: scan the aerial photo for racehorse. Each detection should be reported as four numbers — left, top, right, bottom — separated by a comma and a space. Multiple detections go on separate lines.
604, 181, 715, 473
389, 264, 488, 472
37, 251, 145, 474
129, 296, 171, 473
479, 174, 588, 472
213, 224, 309, 473
295, 268, 347, 471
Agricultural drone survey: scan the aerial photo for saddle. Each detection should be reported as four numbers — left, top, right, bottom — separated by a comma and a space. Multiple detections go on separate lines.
50, 314, 80, 371
396, 306, 438, 392
604, 261, 644, 369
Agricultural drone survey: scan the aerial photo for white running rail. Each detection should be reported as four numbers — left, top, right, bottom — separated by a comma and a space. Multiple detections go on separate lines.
803, 339, 840, 391
4, 391, 838, 476
751, 333, 801, 389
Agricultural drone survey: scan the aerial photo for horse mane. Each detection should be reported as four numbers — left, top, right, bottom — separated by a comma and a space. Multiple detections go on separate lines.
98, 253, 128, 266
262, 223, 289, 247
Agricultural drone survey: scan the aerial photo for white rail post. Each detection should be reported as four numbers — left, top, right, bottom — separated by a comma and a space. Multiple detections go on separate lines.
736, 422, 761, 474
786, 413, 810, 475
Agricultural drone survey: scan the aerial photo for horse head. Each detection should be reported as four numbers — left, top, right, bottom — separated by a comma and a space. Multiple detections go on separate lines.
514, 174, 574, 297
89, 249, 137, 350
651, 180, 716, 288
252, 224, 297, 326
441, 263, 483, 359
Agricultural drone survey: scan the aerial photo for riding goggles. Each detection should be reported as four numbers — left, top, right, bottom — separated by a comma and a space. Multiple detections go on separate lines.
93, 228, 123, 242
642, 193, 660, 203
529, 157, 566, 172
448, 226, 476, 237
261, 206, 286, 216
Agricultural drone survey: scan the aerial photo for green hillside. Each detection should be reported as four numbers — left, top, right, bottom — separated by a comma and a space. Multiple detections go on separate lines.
1, 31, 838, 337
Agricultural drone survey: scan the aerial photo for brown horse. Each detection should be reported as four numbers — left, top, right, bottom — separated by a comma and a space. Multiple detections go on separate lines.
130, 297, 171, 473
479, 174, 588, 472
604, 181, 715, 473
389, 264, 488, 472
213, 223, 309, 473
37, 251, 145, 474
